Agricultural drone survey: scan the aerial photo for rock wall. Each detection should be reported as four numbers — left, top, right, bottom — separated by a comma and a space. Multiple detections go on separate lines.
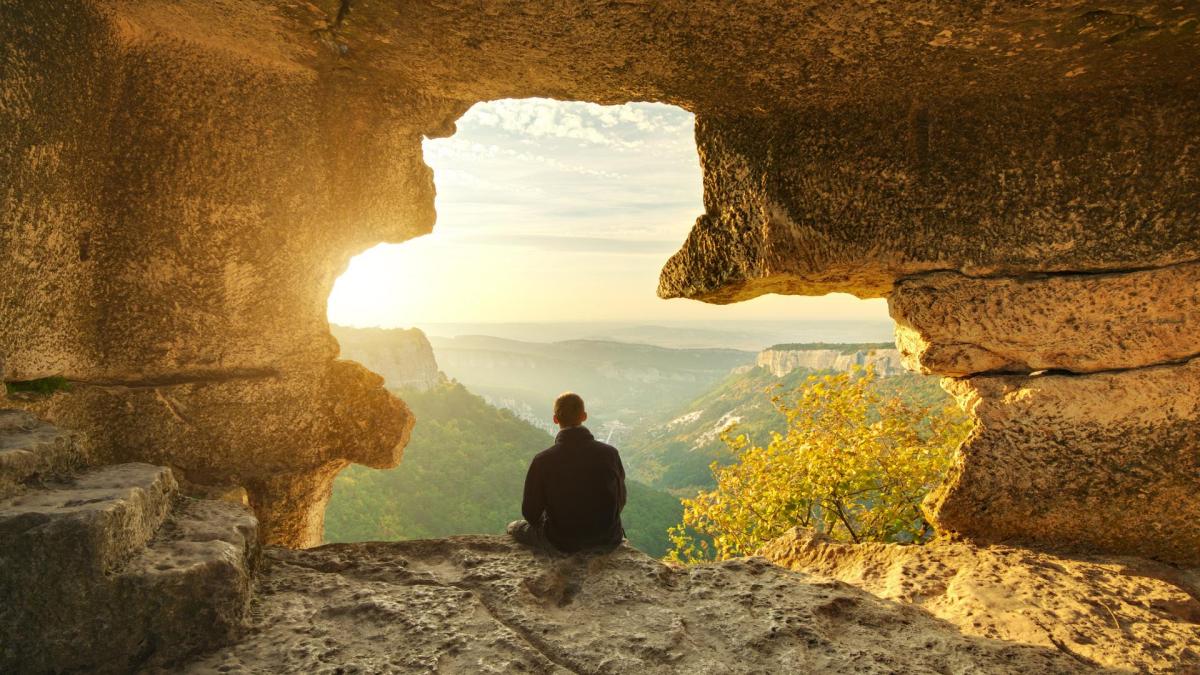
331, 326, 442, 392
756, 347, 903, 378
3, 0, 1197, 553
891, 268, 1200, 564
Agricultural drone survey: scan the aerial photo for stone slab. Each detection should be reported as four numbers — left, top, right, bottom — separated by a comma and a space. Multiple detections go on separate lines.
0, 409, 85, 497
890, 263, 1200, 376
928, 358, 1200, 564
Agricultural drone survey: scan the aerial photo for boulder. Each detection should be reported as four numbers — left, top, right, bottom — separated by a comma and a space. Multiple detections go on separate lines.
0, 460, 259, 673
928, 358, 1200, 565
890, 263, 1200, 376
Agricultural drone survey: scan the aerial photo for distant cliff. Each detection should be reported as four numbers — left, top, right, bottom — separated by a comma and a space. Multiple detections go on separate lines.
331, 326, 442, 391
756, 343, 902, 377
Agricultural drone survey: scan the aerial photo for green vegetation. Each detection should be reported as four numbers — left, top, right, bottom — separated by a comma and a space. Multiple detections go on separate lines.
4, 376, 72, 396
324, 381, 683, 557
666, 369, 972, 563
765, 342, 894, 353
622, 365, 951, 497
426, 334, 756, 434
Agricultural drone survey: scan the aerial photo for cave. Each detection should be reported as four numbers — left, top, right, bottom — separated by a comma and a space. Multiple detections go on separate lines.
2, 1, 1198, 671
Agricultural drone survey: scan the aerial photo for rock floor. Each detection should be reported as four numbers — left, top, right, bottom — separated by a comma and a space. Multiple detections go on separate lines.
169, 536, 1134, 674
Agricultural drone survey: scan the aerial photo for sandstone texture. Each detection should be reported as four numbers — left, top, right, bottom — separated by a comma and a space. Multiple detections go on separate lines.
761, 528, 1200, 673
890, 263, 1200, 377
176, 536, 1097, 674
0, 412, 260, 673
3, 0, 1200, 547
929, 358, 1200, 565
9, 359, 412, 546
0, 408, 86, 498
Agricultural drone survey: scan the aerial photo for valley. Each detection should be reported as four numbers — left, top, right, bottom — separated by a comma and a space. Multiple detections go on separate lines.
328, 324, 950, 557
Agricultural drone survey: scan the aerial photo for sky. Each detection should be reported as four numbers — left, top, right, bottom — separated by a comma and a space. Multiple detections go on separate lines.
326, 99, 888, 327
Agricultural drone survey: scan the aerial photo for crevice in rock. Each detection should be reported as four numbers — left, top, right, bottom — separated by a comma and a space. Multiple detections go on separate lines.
333, 0, 351, 29
62, 368, 280, 390
951, 352, 1200, 382
450, 582, 590, 675
274, 553, 591, 674
894, 256, 1200, 287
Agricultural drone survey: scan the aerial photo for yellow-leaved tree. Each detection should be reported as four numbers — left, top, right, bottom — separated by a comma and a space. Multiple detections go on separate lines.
666, 368, 971, 563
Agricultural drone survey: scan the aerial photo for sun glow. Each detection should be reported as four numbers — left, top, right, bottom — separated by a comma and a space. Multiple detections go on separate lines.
326, 99, 887, 328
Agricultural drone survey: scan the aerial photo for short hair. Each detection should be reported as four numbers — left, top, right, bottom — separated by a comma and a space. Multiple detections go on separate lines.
553, 392, 586, 426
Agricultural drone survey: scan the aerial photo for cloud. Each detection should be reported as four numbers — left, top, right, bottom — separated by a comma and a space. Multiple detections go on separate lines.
425, 137, 626, 180
456, 99, 693, 150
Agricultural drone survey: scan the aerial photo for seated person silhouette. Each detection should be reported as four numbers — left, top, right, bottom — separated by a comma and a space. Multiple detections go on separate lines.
508, 392, 626, 553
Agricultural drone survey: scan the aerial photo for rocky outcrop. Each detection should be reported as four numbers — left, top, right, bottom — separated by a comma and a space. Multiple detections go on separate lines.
0, 408, 85, 498
756, 345, 902, 378
927, 358, 1200, 565
9, 359, 411, 546
891, 264, 1200, 377
180, 535, 1091, 673
0, 411, 260, 673
332, 325, 442, 391
4, 0, 1199, 551
761, 528, 1200, 673
887, 259, 1200, 563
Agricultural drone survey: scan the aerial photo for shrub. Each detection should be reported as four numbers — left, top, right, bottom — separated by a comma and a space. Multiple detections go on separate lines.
5, 376, 72, 397
666, 368, 971, 563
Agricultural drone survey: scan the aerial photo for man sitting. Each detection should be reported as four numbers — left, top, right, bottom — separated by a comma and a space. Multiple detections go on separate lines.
507, 392, 626, 553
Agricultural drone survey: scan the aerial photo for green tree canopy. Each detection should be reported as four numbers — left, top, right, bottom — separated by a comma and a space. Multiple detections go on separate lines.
667, 369, 972, 563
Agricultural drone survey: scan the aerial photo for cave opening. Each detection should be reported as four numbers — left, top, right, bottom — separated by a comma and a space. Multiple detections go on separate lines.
321, 99, 947, 559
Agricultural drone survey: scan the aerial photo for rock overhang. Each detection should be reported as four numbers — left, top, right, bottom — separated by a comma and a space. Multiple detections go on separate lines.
3, 0, 1200, 550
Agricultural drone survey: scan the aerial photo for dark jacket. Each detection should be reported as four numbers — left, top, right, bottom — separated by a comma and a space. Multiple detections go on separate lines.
521, 425, 626, 552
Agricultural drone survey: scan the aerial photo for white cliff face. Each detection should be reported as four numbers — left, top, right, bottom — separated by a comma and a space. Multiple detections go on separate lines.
755, 347, 903, 378
331, 326, 442, 391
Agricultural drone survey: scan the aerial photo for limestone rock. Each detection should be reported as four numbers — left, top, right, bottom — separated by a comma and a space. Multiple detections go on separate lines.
14, 360, 411, 547
756, 346, 902, 378
332, 325, 442, 391
0, 462, 259, 673
4, 0, 1200, 547
179, 536, 1088, 673
928, 358, 1200, 565
890, 264, 1200, 376
0, 409, 86, 498
761, 528, 1200, 673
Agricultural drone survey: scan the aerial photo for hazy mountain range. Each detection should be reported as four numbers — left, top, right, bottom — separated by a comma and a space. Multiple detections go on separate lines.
327, 324, 944, 556
410, 320, 895, 351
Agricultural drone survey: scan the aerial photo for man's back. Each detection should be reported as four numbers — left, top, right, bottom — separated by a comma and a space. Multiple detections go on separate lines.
522, 425, 626, 552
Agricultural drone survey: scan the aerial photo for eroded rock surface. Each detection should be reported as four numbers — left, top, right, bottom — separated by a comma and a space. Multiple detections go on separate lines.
890, 263, 1200, 376
3, 1, 1199, 549
761, 528, 1200, 673
929, 358, 1200, 565
11, 360, 411, 545
0, 413, 260, 673
178, 536, 1092, 674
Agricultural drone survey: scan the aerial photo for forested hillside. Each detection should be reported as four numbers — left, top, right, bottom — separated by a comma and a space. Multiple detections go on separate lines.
325, 381, 683, 556
427, 335, 755, 435
622, 365, 952, 496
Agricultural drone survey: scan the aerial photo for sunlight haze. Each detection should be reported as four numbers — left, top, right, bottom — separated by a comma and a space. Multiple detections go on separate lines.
327, 99, 887, 327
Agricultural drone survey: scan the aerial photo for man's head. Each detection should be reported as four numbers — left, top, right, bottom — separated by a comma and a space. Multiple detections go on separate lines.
553, 392, 587, 428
